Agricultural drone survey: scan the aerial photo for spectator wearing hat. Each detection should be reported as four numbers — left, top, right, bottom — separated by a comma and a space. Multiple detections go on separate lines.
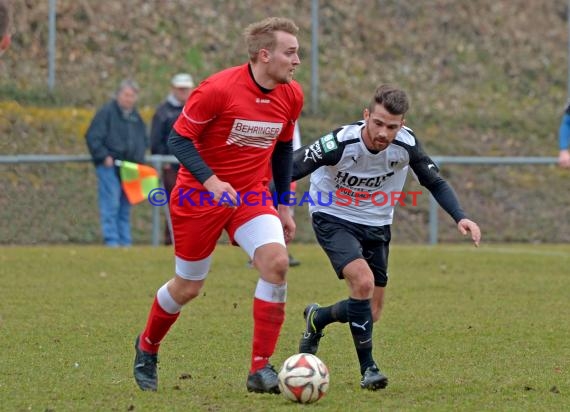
150, 73, 195, 244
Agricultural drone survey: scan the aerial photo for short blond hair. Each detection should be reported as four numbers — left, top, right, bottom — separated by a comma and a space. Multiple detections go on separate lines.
243, 17, 299, 62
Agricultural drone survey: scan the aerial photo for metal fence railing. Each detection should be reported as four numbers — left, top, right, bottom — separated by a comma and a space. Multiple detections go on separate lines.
429, 156, 558, 244
0, 154, 559, 245
0, 154, 176, 246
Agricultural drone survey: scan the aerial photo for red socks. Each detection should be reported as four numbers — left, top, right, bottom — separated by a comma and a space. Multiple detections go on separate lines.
250, 297, 285, 373
139, 297, 180, 354
138, 290, 285, 373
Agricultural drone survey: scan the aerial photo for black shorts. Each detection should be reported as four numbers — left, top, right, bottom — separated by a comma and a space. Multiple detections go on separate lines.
311, 212, 391, 287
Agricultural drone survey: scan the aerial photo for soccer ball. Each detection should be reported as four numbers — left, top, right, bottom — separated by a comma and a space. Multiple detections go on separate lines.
278, 353, 330, 404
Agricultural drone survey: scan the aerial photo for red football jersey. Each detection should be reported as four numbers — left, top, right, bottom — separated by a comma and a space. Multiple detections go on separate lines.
173, 63, 304, 192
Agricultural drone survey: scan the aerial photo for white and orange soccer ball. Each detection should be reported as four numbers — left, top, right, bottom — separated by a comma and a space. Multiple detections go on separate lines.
278, 353, 330, 404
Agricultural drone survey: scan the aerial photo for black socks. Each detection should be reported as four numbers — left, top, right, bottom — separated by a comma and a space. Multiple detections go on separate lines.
312, 297, 375, 375
313, 299, 348, 330
347, 297, 375, 374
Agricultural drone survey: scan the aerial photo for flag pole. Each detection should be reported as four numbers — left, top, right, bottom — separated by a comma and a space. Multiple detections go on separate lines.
163, 199, 175, 246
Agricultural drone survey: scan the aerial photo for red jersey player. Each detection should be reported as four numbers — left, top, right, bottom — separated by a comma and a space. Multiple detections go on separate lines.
133, 17, 303, 394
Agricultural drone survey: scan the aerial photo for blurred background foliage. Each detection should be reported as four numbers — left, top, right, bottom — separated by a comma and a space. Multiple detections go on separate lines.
1, 0, 569, 244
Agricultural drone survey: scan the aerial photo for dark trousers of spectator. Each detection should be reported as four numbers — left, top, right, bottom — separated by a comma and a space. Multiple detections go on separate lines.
162, 166, 178, 245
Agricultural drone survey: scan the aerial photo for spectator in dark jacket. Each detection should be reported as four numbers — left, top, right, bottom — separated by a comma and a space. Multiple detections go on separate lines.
86, 79, 148, 247
150, 73, 195, 244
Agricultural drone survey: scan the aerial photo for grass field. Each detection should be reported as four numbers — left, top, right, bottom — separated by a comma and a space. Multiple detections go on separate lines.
1, 243, 568, 411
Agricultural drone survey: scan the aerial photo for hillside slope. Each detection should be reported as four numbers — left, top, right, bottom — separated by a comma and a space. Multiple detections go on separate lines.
1, 0, 569, 244
1, 1, 567, 138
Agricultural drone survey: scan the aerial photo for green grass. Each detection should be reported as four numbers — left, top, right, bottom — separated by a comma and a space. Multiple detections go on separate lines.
1, 244, 568, 411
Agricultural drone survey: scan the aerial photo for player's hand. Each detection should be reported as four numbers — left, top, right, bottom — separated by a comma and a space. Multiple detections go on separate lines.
203, 175, 237, 206
457, 218, 481, 247
558, 149, 570, 168
278, 205, 296, 243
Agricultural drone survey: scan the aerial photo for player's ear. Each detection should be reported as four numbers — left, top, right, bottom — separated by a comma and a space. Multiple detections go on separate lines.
259, 48, 271, 63
363, 108, 369, 120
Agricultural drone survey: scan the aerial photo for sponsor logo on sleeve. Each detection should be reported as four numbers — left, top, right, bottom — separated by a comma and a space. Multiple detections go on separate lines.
320, 134, 338, 153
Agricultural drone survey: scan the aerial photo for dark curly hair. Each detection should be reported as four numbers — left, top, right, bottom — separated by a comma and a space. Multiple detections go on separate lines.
368, 84, 410, 116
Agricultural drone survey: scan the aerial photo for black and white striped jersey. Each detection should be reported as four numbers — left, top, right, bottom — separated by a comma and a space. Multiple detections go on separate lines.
292, 120, 466, 226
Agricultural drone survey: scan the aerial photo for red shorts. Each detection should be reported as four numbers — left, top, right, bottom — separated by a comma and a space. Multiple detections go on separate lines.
170, 185, 279, 261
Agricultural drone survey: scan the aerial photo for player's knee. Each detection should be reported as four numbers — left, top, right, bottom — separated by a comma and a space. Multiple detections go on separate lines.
179, 288, 201, 304
254, 246, 289, 281
351, 277, 375, 299
172, 282, 202, 304
270, 252, 289, 278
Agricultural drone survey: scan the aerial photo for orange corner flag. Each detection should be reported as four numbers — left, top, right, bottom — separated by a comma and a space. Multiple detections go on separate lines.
117, 160, 160, 205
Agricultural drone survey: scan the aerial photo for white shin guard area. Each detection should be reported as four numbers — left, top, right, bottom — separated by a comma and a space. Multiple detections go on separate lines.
255, 278, 287, 303
156, 283, 182, 314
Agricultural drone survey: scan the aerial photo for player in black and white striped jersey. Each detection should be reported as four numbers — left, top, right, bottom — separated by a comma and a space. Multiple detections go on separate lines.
292, 84, 481, 390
